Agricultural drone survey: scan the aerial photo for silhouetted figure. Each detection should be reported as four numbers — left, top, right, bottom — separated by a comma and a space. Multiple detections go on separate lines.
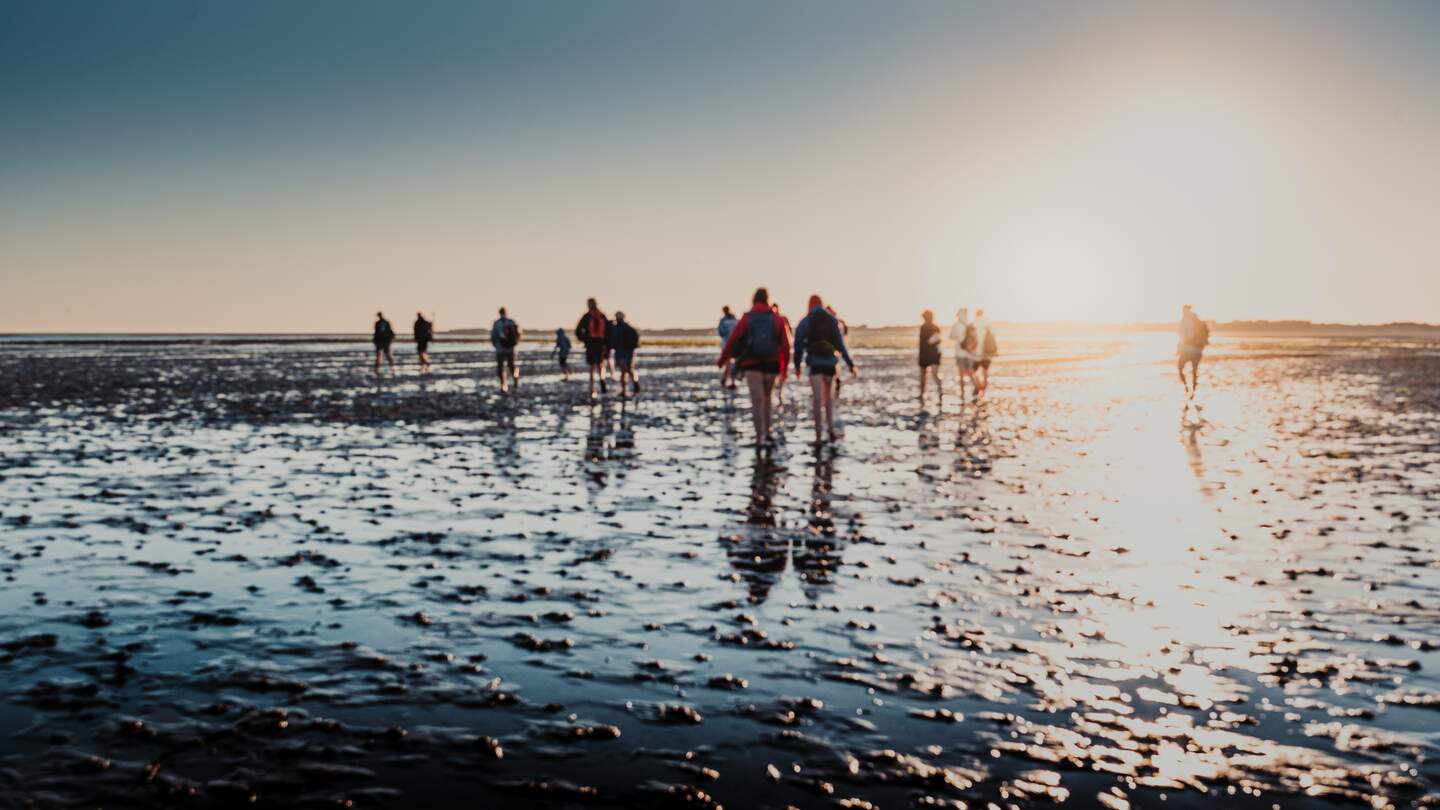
717, 306, 739, 388
490, 307, 521, 393
949, 307, 980, 401
413, 312, 434, 373
575, 298, 611, 400
793, 294, 857, 444
974, 308, 998, 398
552, 328, 572, 380
612, 311, 641, 397
918, 309, 943, 404
718, 288, 791, 449
372, 312, 395, 374
1177, 304, 1208, 398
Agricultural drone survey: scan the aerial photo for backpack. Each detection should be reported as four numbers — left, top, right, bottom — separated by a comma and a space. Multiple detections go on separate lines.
501, 321, 519, 348
742, 313, 778, 361
376, 320, 394, 341
982, 328, 998, 357
1196, 320, 1210, 348
622, 324, 640, 351
806, 311, 841, 358
961, 324, 978, 353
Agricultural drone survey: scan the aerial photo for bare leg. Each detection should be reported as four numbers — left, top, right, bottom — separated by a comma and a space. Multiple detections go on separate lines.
760, 373, 777, 441
511, 356, 519, 389
746, 371, 767, 446
919, 367, 928, 403
809, 374, 824, 443
1189, 359, 1200, 397
932, 366, 943, 402
821, 374, 835, 439
385, 349, 394, 373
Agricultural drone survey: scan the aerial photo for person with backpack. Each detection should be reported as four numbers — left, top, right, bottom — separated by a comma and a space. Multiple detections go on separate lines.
575, 298, 611, 399
717, 306, 739, 389
552, 327, 572, 380
793, 294, 857, 444
612, 311, 641, 397
1177, 304, 1208, 398
974, 308, 999, 399
718, 287, 791, 450
490, 306, 521, 393
372, 311, 396, 375
919, 309, 944, 405
413, 312, 434, 373
949, 308, 981, 402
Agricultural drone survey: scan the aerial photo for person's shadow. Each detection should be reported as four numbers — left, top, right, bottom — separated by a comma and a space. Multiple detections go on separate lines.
1180, 402, 1209, 490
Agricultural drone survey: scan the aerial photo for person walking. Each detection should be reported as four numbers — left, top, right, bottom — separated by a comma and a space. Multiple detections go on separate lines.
717, 306, 739, 388
490, 307, 521, 393
719, 288, 791, 450
612, 311, 641, 397
771, 303, 794, 409
372, 312, 396, 374
793, 294, 857, 444
974, 308, 998, 399
575, 298, 611, 399
413, 312, 434, 373
918, 309, 943, 405
552, 328, 572, 380
1176, 304, 1208, 398
949, 308, 981, 401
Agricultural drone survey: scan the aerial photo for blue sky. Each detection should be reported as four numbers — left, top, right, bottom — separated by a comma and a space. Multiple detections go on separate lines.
3, 1, 1439, 331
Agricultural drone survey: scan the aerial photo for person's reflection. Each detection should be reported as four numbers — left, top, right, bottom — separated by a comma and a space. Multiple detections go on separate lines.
582, 400, 613, 494
793, 446, 847, 601
490, 403, 522, 487
952, 408, 994, 476
1180, 402, 1208, 490
725, 455, 789, 603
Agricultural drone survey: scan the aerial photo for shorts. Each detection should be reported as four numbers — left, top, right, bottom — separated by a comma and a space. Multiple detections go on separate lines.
416, 340, 430, 354
743, 362, 781, 376
808, 365, 836, 377
1179, 347, 1203, 363
585, 342, 605, 366
919, 355, 941, 369
495, 349, 515, 364
558, 352, 570, 368
955, 357, 977, 371
614, 353, 634, 370
374, 340, 393, 352
978, 358, 992, 370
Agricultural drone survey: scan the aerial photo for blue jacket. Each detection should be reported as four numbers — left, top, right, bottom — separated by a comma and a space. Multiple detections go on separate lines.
793, 307, 854, 373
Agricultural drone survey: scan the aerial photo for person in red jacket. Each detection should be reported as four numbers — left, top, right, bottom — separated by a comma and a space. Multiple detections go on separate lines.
718, 287, 791, 449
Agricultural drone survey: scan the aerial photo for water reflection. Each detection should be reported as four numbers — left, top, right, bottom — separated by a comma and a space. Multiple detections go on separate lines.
725, 456, 789, 603
794, 448, 845, 600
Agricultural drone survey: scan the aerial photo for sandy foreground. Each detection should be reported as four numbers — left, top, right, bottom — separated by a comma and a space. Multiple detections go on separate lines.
0, 335, 1437, 809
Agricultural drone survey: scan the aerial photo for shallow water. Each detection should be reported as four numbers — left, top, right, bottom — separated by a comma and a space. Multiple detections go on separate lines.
1, 335, 1437, 808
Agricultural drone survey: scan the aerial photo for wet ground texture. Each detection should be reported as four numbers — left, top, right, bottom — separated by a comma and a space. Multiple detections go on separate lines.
1, 336, 1438, 808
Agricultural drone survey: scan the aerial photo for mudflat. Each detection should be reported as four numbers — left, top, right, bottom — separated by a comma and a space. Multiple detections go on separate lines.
1, 335, 1437, 808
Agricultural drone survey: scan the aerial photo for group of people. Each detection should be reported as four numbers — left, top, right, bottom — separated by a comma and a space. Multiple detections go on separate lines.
373, 299, 1211, 442
371, 312, 434, 375
918, 307, 998, 405
717, 288, 858, 448
371, 303, 643, 399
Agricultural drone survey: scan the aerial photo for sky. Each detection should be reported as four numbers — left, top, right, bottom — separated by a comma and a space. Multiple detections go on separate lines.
3, 0, 1439, 332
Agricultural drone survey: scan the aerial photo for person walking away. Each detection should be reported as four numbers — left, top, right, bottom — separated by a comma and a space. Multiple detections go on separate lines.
490, 307, 521, 393
1177, 304, 1208, 398
718, 288, 791, 449
793, 294, 857, 444
918, 309, 943, 405
575, 298, 611, 399
372, 312, 396, 374
414, 312, 434, 373
973, 308, 998, 399
771, 303, 793, 409
717, 306, 739, 388
552, 328, 572, 380
612, 311, 641, 396
949, 308, 980, 401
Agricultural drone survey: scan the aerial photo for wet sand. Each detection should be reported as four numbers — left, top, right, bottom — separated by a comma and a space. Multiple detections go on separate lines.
1, 335, 1437, 808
